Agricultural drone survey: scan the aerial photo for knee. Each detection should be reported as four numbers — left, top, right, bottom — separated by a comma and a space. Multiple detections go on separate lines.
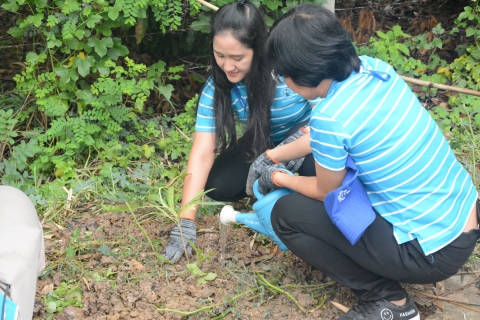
272, 194, 295, 233
205, 179, 246, 202
205, 174, 225, 200
205, 186, 226, 201
0, 185, 30, 202
0, 186, 39, 226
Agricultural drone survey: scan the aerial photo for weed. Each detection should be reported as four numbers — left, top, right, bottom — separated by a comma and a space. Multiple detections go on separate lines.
44, 282, 83, 319
186, 263, 217, 284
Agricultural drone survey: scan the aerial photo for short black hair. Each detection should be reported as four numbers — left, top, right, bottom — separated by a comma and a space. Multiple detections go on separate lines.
267, 4, 361, 88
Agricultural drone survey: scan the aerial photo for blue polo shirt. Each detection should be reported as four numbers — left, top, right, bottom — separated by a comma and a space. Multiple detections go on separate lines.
309, 56, 477, 255
196, 77, 319, 142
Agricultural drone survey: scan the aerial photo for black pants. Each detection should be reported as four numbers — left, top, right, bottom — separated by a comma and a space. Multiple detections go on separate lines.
272, 192, 480, 301
205, 122, 315, 201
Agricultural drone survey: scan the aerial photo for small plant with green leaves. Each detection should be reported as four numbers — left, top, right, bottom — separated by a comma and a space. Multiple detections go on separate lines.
186, 263, 217, 284
65, 229, 98, 258
157, 94, 198, 164
357, 25, 423, 75
44, 282, 83, 319
92, 267, 118, 283
190, 242, 216, 264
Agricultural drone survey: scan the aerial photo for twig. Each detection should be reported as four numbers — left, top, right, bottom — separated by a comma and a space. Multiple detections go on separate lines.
257, 275, 308, 313
450, 301, 480, 312
125, 202, 171, 264
1, 43, 43, 48
172, 123, 191, 141
401, 76, 480, 97
414, 291, 480, 311
157, 287, 260, 315
196, 0, 219, 11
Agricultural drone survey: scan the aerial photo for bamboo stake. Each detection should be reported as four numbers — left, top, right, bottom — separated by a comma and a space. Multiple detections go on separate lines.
196, 0, 219, 11
414, 291, 480, 312
401, 76, 480, 97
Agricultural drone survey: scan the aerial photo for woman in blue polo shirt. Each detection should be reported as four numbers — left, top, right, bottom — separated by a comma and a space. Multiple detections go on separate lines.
255, 4, 480, 320
162, 0, 318, 263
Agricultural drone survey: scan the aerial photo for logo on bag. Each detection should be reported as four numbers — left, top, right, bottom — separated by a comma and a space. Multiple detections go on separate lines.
337, 189, 350, 202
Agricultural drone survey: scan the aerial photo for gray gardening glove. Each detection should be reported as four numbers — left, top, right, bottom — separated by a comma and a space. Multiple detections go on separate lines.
162, 219, 196, 263
257, 165, 291, 195
246, 129, 306, 196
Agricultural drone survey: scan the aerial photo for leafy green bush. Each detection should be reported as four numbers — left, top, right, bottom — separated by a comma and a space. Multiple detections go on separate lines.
1, 0, 190, 193
2, 0, 480, 201
0, 0, 328, 207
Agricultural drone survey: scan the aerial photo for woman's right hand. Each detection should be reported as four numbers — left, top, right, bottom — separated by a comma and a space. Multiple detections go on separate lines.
162, 218, 197, 263
162, 131, 216, 263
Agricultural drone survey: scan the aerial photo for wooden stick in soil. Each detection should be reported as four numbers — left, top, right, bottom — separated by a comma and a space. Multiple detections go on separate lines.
414, 291, 480, 312
196, 0, 219, 11
401, 76, 480, 97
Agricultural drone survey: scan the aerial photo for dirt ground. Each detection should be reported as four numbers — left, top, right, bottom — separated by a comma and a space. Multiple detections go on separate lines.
35, 208, 480, 320
3, 0, 479, 319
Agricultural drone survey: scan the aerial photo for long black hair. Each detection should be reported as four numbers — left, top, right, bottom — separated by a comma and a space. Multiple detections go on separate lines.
210, 0, 275, 161
268, 4, 361, 87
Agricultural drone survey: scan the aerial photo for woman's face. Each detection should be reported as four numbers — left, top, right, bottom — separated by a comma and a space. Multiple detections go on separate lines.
213, 32, 254, 83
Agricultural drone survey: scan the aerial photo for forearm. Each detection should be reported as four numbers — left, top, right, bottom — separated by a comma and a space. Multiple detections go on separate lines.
273, 161, 346, 201
274, 174, 326, 201
179, 132, 216, 221
268, 133, 311, 162
180, 166, 212, 220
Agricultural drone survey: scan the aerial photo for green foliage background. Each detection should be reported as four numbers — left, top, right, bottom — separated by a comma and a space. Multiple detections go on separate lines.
0, 0, 328, 212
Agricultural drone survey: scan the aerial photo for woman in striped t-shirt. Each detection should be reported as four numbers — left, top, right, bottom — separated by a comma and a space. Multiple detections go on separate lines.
257, 4, 480, 320
162, 0, 318, 263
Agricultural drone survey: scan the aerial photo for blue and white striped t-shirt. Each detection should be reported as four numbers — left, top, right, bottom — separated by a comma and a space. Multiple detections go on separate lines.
309, 56, 477, 255
195, 77, 319, 142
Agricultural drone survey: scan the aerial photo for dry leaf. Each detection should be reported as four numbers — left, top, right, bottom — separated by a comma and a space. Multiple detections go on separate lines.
435, 280, 445, 294
432, 300, 444, 310
270, 245, 279, 254
131, 258, 144, 270
331, 301, 350, 313
339, 16, 356, 42
43, 233, 55, 239
249, 239, 256, 251
249, 233, 257, 251
83, 277, 91, 291
40, 283, 54, 295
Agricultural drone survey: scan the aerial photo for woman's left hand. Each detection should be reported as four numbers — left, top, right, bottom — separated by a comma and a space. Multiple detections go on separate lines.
257, 165, 290, 195
246, 130, 307, 196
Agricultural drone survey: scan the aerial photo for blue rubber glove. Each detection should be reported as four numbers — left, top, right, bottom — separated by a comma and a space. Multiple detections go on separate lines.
246, 129, 306, 196
162, 219, 196, 263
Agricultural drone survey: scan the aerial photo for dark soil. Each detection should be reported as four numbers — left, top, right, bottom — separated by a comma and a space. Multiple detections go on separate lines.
35, 207, 480, 320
